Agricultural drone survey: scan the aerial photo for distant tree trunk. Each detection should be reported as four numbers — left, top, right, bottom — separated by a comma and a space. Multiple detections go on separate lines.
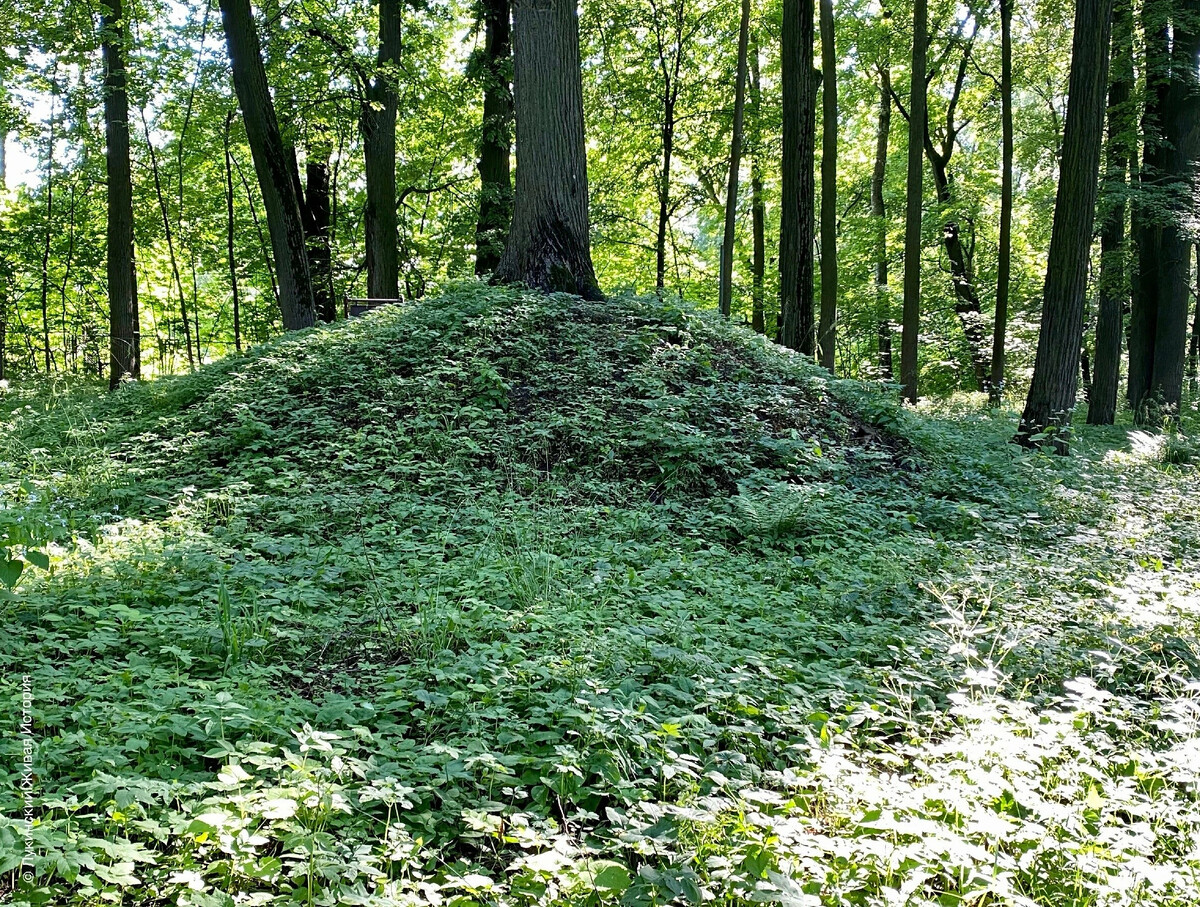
39, 80, 56, 374
103, 0, 139, 388
872, 59, 892, 379
1189, 244, 1200, 389
718, 0, 751, 318
1016, 0, 1114, 452
363, 0, 401, 299
305, 157, 335, 322
1088, 0, 1133, 425
1150, 11, 1200, 414
224, 112, 242, 353
900, 0, 926, 402
779, 0, 816, 354
1128, 2, 1169, 418
494, 0, 601, 299
750, 34, 766, 334
142, 110, 194, 370
989, 0, 1014, 404
475, 0, 513, 275
817, 0, 837, 369
219, 0, 315, 330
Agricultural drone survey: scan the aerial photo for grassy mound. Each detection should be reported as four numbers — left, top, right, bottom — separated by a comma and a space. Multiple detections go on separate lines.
1, 285, 1198, 906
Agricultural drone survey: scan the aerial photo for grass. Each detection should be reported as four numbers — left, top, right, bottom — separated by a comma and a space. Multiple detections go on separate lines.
0, 283, 1197, 906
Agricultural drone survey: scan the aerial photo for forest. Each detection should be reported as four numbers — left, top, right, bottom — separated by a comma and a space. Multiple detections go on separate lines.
0, 0, 1199, 904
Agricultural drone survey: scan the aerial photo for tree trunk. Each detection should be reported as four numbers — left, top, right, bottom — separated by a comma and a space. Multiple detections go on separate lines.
872, 58, 892, 379
1088, 0, 1133, 425
1128, 2, 1169, 418
224, 112, 242, 353
1150, 9, 1200, 414
305, 158, 335, 323
494, 0, 601, 299
718, 0, 751, 318
817, 0, 837, 369
750, 34, 766, 334
103, 0, 139, 388
779, 0, 816, 354
655, 104, 675, 293
989, 0, 1014, 404
1016, 0, 1114, 452
475, 0, 513, 275
219, 0, 315, 330
363, 0, 402, 299
1189, 243, 1200, 389
142, 109, 194, 370
900, 0, 926, 402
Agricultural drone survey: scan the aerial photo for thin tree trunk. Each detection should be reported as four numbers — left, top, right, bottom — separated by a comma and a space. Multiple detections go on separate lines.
901, 0, 926, 402
779, 0, 816, 354
718, 0, 751, 318
871, 56, 892, 378
1088, 0, 1133, 424
1189, 243, 1199, 389
224, 111, 242, 353
1016, 0, 1115, 451
142, 109, 194, 371
219, 0, 315, 330
750, 34, 766, 334
39, 77, 56, 374
475, 0, 513, 275
494, 0, 601, 299
233, 148, 280, 312
363, 0, 402, 300
817, 0, 837, 368
656, 106, 675, 293
989, 0, 1014, 404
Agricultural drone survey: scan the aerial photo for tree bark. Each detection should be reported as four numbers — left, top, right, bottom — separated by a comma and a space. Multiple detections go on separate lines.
901, 0, 926, 402
817, 0, 837, 369
989, 0, 1014, 404
1150, 7, 1200, 414
1128, 1, 1169, 418
779, 0, 816, 354
363, 0, 402, 299
494, 0, 601, 299
475, 0, 513, 276
872, 57, 892, 379
305, 157, 335, 323
219, 0, 315, 330
1016, 0, 1114, 452
103, 0, 139, 388
1088, 0, 1133, 425
718, 0, 750, 318
750, 34, 766, 334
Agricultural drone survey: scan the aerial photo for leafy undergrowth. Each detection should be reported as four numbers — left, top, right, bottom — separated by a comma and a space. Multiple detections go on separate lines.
0, 284, 1197, 906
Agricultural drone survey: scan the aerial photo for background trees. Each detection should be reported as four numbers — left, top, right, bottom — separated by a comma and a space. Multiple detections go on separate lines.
0, 0, 1194, 430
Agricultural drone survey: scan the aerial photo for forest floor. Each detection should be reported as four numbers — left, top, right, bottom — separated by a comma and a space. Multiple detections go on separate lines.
0, 285, 1198, 906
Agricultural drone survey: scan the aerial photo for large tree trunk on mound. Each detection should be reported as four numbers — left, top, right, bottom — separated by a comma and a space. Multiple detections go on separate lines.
494, 0, 601, 300
220, 0, 315, 331
103, 0, 140, 387
1016, 0, 1114, 452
